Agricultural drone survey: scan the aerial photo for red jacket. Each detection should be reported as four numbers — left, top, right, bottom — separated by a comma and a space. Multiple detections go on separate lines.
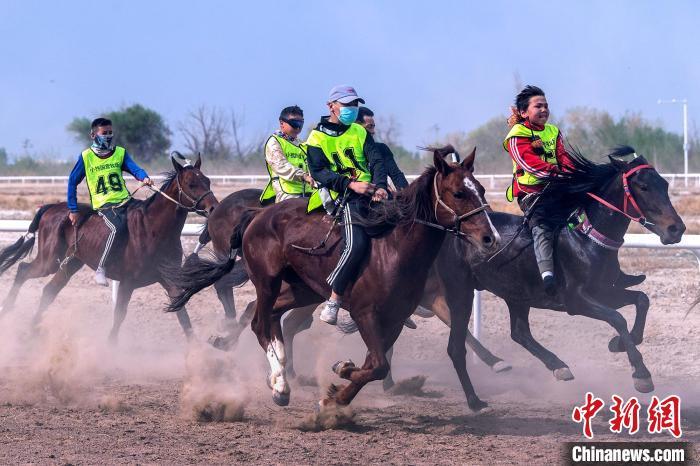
507, 121, 574, 197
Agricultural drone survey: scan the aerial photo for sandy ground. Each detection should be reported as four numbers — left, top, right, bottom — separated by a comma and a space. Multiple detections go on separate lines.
0, 185, 699, 464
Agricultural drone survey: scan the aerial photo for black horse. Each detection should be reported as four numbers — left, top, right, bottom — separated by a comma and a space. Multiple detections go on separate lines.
430, 146, 684, 401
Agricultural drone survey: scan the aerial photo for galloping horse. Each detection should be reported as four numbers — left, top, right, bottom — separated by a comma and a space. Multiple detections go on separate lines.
0, 154, 218, 341
168, 146, 501, 410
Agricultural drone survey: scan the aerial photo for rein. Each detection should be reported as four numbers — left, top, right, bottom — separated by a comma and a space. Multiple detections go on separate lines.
147, 176, 214, 217
586, 164, 655, 227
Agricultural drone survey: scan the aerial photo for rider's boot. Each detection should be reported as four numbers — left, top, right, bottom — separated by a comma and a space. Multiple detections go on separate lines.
532, 225, 556, 296
94, 266, 109, 287
320, 298, 341, 325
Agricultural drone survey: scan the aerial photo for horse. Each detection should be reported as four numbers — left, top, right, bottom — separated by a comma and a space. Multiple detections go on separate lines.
428, 147, 683, 398
191, 188, 511, 390
167, 146, 501, 410
0, 154, 218, 341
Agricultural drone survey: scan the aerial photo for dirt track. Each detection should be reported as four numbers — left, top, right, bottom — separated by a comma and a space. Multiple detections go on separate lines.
0, 182, 699, 464
0, 237, 699, 464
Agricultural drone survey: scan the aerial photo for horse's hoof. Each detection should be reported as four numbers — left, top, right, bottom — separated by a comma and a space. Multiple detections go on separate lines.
272, 390, 290, 407
208, 335, 229, 351
608, 336, 626, 353
468, 397, 488, 412
413, 306, 434, 318
332, 360, 355, 375
382, 378, 396, 392
554, 367, 575, 381
633, 377, 655, 393
492, 361, 512, 373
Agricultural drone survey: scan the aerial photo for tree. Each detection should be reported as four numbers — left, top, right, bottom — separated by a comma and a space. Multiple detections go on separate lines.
67, 104, 172, 162
0, 147, 7, 167
444, 115, 511, 173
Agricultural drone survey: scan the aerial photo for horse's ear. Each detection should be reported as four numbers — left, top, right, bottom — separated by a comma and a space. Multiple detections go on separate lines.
434, 150, 451, 175
171, 155, 183, 172
608, 155, 629, 170
461, 147, 476, 172
195, 152, 202, 169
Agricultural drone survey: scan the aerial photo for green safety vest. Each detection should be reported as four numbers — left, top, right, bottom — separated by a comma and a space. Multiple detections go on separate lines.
503, 123, 560, 201
81, 146, 131, 209
260, 134, 310, 202
305, 122, 371, 212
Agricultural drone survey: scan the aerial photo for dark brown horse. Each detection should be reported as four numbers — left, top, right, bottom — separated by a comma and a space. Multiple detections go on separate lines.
0, 155, 218, 341
168, 146, 501, 410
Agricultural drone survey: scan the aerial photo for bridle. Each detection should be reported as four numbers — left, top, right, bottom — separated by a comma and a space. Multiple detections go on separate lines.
147, 171, 214, 217
586, 163, 654, 227
414, 172, 489, 236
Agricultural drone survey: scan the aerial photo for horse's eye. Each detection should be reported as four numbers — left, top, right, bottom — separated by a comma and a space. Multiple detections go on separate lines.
637, 183, 648, 192
453, 191, 467, 199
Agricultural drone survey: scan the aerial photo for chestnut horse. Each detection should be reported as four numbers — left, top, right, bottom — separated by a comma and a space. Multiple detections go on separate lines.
168, 146, 501, 410
0, 155, 218, 341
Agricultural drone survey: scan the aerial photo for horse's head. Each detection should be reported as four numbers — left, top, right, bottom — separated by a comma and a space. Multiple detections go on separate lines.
610, 153, 685, 244
170, 152, 218, 216
432, 146, 500, 253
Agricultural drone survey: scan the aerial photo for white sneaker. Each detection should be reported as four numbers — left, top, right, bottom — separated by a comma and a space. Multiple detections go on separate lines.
320, 299, 341, 325
94, 267, 109, 287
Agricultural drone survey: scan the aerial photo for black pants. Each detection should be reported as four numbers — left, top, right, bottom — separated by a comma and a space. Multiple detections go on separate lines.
327, 198, 370, 296
518, 194, 555, 275
97, 202, 129, 269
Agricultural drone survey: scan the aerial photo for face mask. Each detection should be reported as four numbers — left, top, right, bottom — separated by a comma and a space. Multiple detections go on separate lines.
92, 134, 114, 150
338, 106, 359, 125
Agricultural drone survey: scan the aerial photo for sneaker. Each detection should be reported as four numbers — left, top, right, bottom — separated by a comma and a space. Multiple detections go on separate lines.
542, 272, 556, 296
94, 267, 109, 287
320, 299, 341, 325
403, 317, 417, 329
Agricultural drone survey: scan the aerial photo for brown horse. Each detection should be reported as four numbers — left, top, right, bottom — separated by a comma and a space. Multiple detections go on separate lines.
168, 146, 500, 410
0, 155, 218, 341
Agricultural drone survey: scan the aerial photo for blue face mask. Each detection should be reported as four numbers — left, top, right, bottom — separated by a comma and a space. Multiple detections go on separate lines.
92, 134, 113, 150
338, 106, 359, 125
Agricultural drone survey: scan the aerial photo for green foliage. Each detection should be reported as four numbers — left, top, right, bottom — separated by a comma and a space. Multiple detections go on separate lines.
0, 147, 7, 167
444, 116, 511, 173
67, 104, 172, 162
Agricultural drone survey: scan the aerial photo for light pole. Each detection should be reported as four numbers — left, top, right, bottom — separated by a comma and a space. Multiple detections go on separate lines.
658, 98, 689, 186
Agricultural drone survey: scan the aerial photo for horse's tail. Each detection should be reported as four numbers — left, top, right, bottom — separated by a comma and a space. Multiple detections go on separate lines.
0, 204, 51, 275
165, 208, 262, 312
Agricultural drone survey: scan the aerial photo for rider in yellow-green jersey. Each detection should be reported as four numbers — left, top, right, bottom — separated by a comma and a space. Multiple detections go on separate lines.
67, 118, 153, 286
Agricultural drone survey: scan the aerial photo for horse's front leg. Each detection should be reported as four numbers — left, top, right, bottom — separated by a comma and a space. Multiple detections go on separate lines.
597, 288, 649, 352
326, 310, 398, 406
565, 287, 654, 393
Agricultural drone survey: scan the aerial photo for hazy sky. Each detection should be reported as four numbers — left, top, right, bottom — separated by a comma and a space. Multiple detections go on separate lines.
1, 0, 698, 162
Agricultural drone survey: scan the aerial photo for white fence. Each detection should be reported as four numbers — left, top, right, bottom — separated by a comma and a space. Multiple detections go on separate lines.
1, 219, 699, 342
3, 173, 700, 190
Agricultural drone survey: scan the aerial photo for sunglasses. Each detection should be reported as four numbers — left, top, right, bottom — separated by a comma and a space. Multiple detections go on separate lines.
281, 118, 304, 129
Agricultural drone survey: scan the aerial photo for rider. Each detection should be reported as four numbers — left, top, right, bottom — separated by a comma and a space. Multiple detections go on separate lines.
356, 107, 409, 191
504, 85, 573, 295
260, 105, 314, 203
67, 117, 153, 286
306, 85, 388, 325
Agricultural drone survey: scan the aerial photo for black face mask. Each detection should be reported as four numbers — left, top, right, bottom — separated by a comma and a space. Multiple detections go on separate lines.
281, 118, 304, 130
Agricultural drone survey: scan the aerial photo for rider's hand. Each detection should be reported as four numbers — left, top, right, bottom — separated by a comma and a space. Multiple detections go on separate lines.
68, 211, 79, 225
348, 181, 375, 196
372, 188, 389, 202
303, 174, 316, 186
142, 177, 153, 186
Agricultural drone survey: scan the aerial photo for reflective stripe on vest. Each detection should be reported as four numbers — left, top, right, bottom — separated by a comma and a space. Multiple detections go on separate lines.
503, 123, 560, 200
81, 146, 130, 209
260, 134, 309, 202
305, 122, 370, 212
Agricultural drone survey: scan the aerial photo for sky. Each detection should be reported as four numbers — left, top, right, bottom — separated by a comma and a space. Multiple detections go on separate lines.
1, 0, 699, 163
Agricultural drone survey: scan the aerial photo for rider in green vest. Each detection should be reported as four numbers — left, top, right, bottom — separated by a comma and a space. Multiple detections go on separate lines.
67, 118, 152, 286
306, 85, 388, 325
260, 105, 314, 203
504, 85, 574, 295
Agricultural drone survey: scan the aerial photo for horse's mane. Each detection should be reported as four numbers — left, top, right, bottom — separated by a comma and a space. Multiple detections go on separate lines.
129, 170, 178, 210
537, 145, 640, 223
356, 165, 436, 229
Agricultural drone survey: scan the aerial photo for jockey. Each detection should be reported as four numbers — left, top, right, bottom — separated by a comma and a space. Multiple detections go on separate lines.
356, 107, 409, 191
260, 105, 314, 203
504, 85, 573, 295
67, 117, 152, 286
306, 85, 388, 325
